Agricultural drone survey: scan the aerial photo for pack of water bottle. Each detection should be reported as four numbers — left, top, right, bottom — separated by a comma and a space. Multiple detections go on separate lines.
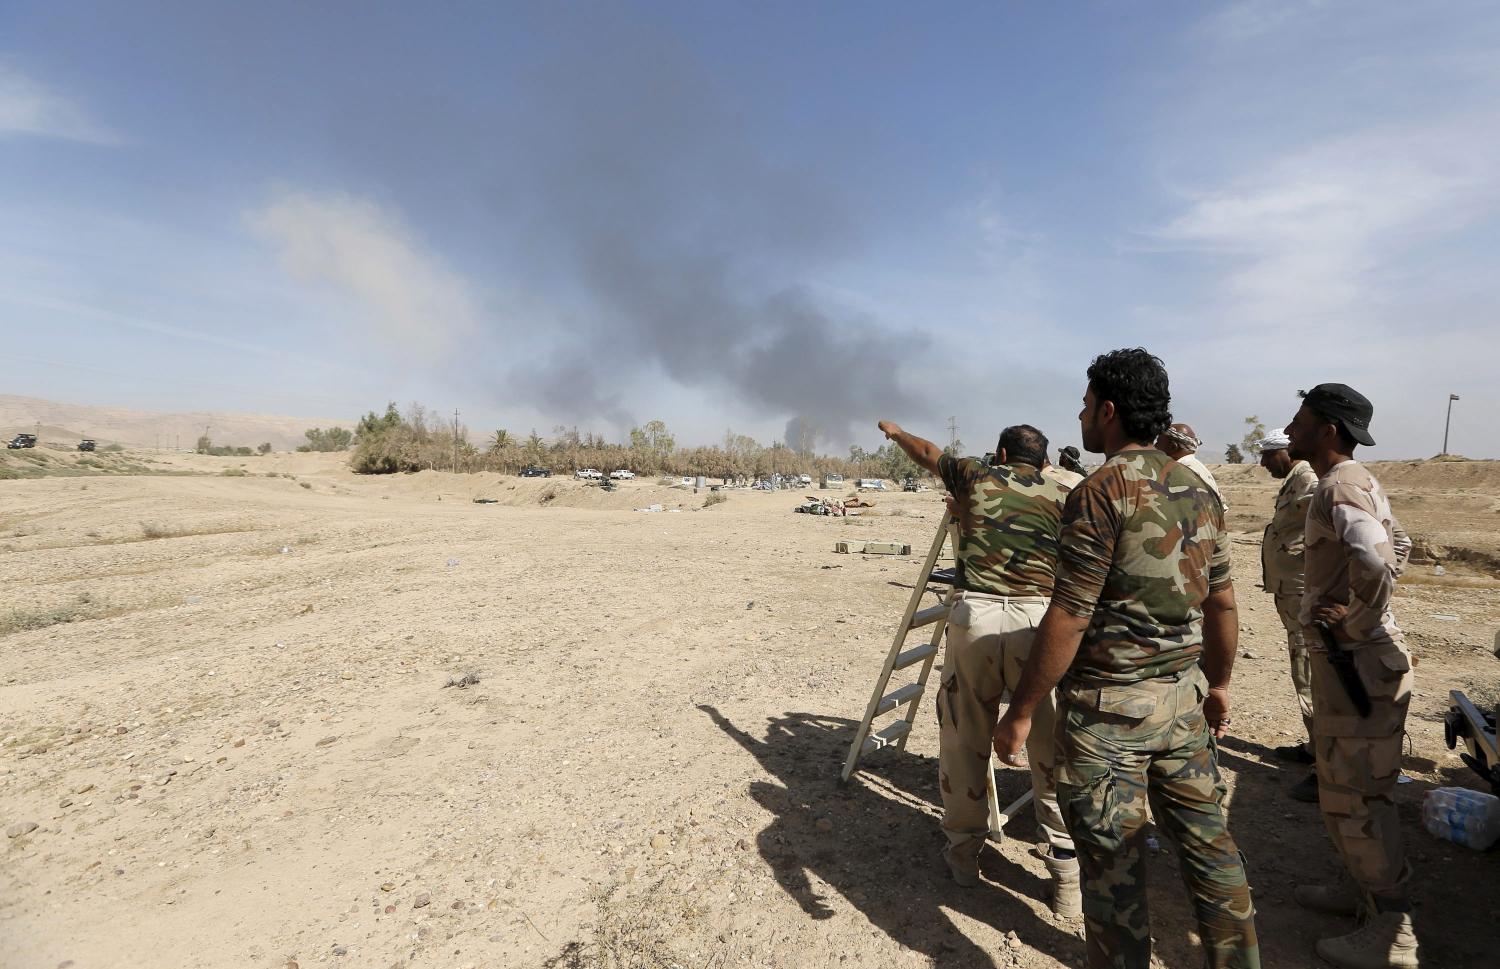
1422, 786, 1500, 850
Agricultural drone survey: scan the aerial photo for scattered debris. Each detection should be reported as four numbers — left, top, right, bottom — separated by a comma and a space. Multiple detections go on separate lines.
443, 671, 481, 689
835, 540, 912, 555
472, 498, 499, 504
6, 821, 39, 838
1431, 614, 1460, 622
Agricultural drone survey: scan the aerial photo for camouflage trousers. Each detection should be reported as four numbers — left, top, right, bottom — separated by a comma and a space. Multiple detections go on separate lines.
935, 593, 1072, 853
1307, 637, 1414, 902
1056, 666, 1259, 969
1273, 592, 1314, 745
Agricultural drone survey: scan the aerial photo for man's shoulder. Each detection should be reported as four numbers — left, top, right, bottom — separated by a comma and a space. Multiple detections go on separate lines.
1323, 460, 1381, 502
987, 464, 1069, 505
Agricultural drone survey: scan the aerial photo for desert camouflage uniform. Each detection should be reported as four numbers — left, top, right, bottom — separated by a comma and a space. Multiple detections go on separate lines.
1300, 460, 1414, 904
1178, 452, 1228, 512
1051, 449, 1258, 969
1043, 464, 1085, 490
1260, 459, 1319, 743
935, 456, 1073, 858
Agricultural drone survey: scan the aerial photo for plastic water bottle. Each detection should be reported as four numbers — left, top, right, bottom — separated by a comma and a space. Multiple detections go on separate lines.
1422, 787, 1500, 850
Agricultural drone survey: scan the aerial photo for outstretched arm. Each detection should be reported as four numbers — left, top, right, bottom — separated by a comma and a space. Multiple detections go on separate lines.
877, 420, 943, 476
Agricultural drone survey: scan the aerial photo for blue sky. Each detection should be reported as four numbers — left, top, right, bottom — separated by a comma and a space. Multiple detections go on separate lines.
2, 1, 1497, 458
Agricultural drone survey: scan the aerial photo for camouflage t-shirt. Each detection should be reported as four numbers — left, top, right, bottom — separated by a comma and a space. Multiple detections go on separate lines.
1051, 449, 1232, 684
937, 455, 1071, 598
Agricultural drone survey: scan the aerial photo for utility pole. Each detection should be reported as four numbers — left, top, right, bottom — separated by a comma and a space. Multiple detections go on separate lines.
453, 408, 460, 474
946, 416, 957, 452
1442, 394, 1460, 456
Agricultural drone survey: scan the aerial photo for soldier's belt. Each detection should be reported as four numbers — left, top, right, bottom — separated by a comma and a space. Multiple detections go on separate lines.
1058, 665, 1206, 716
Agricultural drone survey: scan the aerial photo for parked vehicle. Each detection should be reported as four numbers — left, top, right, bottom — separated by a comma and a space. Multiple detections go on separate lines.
796, 473, 812, 485
609, 469, 636, 480
519, 466, 551, 477
574, 468, 603, 480
857, 478, 888, 491
7, 433, 37, 449
821, 472, 844, 489
78, 439, 97, 452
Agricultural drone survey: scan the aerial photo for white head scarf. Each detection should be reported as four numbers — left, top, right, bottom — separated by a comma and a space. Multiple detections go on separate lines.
1258, 428, 1291, 451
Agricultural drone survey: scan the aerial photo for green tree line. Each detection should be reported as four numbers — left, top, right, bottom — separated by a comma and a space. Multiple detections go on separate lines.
340, 402, 934, 481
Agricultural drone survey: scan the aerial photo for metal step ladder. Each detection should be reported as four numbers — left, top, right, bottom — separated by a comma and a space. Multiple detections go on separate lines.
839, 515, 1034, 839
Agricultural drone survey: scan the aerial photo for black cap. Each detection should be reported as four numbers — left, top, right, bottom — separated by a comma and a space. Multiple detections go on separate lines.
1300, 383, 1376, 446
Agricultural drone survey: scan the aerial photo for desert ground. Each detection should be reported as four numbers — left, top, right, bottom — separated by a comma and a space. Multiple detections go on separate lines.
2, 447, 1498, 969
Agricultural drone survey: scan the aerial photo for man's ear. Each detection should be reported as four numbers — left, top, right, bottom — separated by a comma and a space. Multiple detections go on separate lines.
1099, 399, 1116, 425
995, 447, 1008, 465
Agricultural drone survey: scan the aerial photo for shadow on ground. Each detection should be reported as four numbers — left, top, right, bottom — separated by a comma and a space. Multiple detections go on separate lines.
699, 705, 1083, 968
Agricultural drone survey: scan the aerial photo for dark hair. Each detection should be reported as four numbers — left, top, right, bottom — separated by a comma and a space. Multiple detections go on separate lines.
1058, 445, 1086, 475
1086, 348, 1172, 445
995, 424, 1048, 468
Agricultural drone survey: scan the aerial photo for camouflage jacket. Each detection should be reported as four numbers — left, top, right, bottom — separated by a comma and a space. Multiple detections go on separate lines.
1300, 460, 1411, 646
1260, 459, 1318, 596
1052, 449, 1231, 684
937, 455, 1070, 597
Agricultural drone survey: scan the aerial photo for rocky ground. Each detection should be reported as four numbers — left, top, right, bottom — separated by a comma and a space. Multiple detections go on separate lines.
2, 450, 1497, 969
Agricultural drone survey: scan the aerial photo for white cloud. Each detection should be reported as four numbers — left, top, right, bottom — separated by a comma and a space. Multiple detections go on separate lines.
0, 65, 117, 144
1155, 115, 1500, 327
248, 192, 479, 358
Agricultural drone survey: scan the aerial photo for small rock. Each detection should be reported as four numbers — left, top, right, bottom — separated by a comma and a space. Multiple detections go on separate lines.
450, 899, 465, 911
114, 726, 128, 735
59, 798, 73, 809
332, 946, 347, 956
7, 821, 39, 838
381, 882, 395, 892
413, 893, 430, 909
232, 739, 245, 748
649, 834, 669, 850
384, 904, 396, 914
1006, 935, 1023, 949
315, 735, 339, 748
73, 783, 94, 794
1239, 650, 1256, 660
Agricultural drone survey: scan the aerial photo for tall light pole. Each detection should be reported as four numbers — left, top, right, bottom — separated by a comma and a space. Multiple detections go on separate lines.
1442, 394, 1460, 456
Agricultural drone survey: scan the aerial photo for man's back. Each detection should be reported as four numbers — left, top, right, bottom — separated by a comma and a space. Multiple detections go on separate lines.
938, 455, 1070, 598
1051, 449, 1231, 683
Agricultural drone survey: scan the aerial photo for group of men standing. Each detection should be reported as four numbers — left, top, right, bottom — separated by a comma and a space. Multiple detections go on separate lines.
878, 348, 1418, 969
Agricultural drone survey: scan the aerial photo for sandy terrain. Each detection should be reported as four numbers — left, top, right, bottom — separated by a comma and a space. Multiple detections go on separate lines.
2, 450, 1498, 969
0, 394, 354, 452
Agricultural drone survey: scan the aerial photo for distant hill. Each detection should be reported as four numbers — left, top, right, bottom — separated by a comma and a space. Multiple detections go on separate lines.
0, 395, 353, 452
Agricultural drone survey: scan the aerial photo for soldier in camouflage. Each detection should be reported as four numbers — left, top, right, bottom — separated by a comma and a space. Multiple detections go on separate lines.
1286, 384, 1419, 969
1255, 427, 1323, 800
993, 349, 1259, 969
877, 419, 1081, 917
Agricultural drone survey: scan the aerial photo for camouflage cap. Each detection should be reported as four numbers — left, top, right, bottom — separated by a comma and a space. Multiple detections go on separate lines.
1300, 383, 1375, 446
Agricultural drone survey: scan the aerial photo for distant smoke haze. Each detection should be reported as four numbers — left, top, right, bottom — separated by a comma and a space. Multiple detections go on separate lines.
492, 23, 927, 446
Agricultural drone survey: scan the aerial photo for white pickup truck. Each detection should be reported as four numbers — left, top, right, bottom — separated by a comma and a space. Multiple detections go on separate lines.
574, 468, 603, 480
609, 469, 636, 480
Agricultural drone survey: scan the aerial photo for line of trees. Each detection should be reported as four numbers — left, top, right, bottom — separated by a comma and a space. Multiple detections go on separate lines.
343, 401, 932, 481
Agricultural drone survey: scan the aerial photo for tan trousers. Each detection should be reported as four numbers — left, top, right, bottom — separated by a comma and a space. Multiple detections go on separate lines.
1273, 592, 1314, 745
935, 592, 1071, 852
1308, 638, 1414, 901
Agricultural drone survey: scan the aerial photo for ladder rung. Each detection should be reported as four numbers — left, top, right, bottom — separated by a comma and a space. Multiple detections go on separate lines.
861, 719, 912, 754
875, 681, 923, 716
908, 603, 949, 630
893, 642, 937, 671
